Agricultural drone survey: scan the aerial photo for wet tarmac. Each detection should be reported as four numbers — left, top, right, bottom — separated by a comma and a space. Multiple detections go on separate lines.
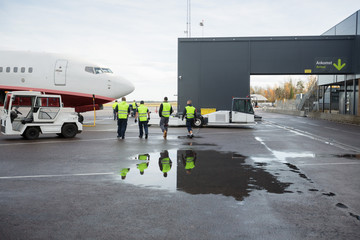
117, 150, 292, 201
1, 108, 360, 239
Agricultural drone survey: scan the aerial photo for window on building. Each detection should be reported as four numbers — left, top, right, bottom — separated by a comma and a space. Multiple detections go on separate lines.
21, 67, 25, 73
28, 67, 33, 73
6, 67, 10, 73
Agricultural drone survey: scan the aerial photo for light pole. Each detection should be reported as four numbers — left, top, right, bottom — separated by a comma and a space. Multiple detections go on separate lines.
185, 0, 191, 37
200, 20, 204, 37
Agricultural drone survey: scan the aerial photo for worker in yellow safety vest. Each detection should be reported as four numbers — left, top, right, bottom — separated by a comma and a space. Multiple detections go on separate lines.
112, 100, 118, 120
115, 97, 130, 139
158, 150, 172, 178
182, 150, 197, 175
131, 100, 138, 117
182, 99, 197, 138
159, 96, 173, 139
135, 101, 150, 139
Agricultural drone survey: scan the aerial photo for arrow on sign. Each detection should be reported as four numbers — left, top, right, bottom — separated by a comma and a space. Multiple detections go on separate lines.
333, 59, 346, 71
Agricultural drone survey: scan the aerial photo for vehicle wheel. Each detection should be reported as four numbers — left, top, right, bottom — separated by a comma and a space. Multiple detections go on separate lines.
194, 117, 203, 127
24, 127, 40, 140
61, 123, 78, 138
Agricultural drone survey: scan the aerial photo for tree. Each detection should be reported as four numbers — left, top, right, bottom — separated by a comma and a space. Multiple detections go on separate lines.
296, 80, 305, 93
305, 76, 317, 92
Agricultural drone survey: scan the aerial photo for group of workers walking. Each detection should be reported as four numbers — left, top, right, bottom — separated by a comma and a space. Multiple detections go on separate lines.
112, 97, 197, 139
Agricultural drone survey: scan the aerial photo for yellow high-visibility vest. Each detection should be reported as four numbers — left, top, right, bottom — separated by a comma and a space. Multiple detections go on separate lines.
137, 104, 148, 122
118, 101, 129, 119
185, 105, 196, 119
162, 102, 171, 117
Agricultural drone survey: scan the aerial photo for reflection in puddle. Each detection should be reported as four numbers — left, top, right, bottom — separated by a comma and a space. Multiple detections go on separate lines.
118, 150, 292, 201
159, 150, 172, 178
182, 142, 217, 146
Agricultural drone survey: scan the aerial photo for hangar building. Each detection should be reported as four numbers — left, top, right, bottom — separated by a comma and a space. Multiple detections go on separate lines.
177, 10, 360, 116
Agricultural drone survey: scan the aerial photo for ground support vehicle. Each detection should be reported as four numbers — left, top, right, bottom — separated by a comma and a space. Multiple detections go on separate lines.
148, 98, 257, 128
1, 91, 82, 139
201, 98, 256, 126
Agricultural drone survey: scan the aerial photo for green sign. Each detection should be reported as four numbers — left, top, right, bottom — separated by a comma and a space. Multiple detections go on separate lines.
314, 57, 348, 73
333, 59, 346, 71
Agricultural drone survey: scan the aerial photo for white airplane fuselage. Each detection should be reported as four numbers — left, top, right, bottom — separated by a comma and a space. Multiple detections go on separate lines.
0, 51, 134, 112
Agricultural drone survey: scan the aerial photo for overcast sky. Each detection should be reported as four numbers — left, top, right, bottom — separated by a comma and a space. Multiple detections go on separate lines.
1, 0, 359, 100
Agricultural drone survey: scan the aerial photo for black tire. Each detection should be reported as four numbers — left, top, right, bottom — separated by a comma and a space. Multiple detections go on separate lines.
61, 123, 78, 138
24, 127, 40, 140
194, 117, 203, 127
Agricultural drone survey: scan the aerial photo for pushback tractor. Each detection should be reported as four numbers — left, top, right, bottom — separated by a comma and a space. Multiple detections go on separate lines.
1, 91, 83, 139
197, 97, 257, 126
149, 97, 258, 127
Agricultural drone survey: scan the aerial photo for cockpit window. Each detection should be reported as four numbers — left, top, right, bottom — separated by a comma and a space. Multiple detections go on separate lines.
101, 68, 113, 73
85, 66, 94, 74
94, 67, 103, 74
85, 66, 113, 74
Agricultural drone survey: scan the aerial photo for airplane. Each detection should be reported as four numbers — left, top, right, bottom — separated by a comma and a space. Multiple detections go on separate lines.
0, 50, 135, 112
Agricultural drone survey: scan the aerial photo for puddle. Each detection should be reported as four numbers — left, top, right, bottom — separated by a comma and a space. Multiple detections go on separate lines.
336, 203, 348, 209
284, 163, 313, 182
117, 150, 292, 201
316, 154, 360, 160
308, 189, 319, 192
177, 135, 203, 139
182, 142, 217, 146
349, 212, 360, 221
322, 192, 336, 197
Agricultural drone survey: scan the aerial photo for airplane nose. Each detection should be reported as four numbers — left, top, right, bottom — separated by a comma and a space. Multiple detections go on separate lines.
111, 75, 135, 97
123, 78, 135, 95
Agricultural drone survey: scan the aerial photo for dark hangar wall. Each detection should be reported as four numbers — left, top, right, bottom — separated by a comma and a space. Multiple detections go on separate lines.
177, 36, 356, 112
178, 40, 250, 112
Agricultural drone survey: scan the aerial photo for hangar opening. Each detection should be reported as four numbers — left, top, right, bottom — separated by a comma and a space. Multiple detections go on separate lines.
177, 10, 360, 117
250, 75, 317, 110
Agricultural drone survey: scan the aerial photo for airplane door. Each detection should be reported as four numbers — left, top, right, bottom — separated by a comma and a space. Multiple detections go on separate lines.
54, 60, 68, 85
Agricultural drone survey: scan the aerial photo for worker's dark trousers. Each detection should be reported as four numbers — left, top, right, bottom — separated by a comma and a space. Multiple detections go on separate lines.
113, 110, 117, 120
186, 118, 194, 132
160, 117, 169, 132
117, 119, 128, 138
138, 121, 148, 137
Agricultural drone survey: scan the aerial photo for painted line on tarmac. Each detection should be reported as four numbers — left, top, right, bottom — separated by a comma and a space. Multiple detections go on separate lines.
324, 126, 339, 131
0, 172, 115, 180
264, 120, 360, 152
0, 137, 138, 147
297, 162, 360, 167
264, 162, 360, 168
85, 129, 117, 132
297, 162, 360, 166
306, 123, 320, 127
